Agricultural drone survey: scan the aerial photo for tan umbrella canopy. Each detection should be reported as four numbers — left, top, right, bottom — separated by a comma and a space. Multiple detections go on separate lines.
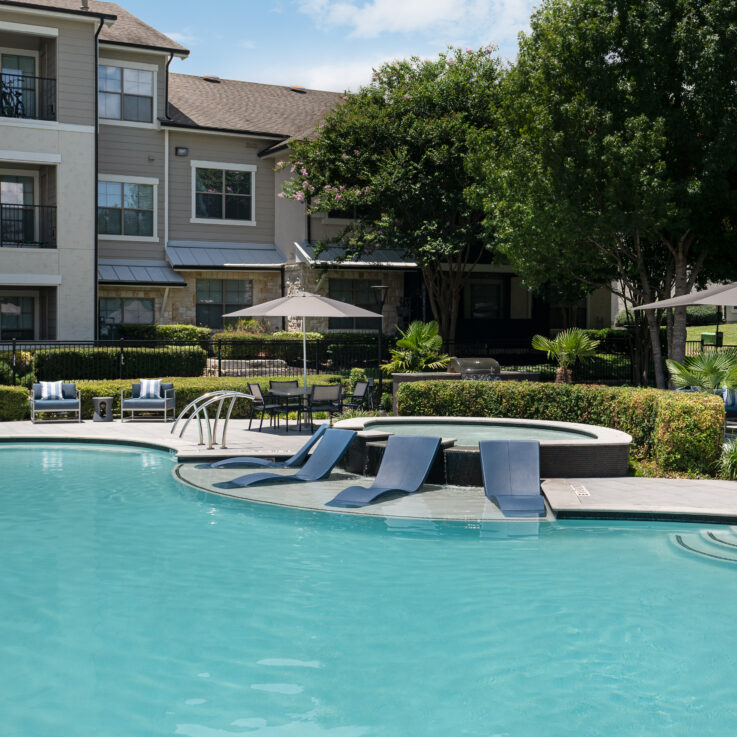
634, 282, 737, 310
223, 291, 381, 390
634, 282, 737, 343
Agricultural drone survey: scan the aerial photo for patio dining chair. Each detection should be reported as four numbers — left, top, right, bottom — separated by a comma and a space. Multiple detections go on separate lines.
343, 380, 371, 411
305, 383, 343, 427
247, 382, 283, 431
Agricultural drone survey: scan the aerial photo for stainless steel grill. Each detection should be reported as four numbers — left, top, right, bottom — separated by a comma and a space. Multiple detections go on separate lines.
448, 357, 501, 380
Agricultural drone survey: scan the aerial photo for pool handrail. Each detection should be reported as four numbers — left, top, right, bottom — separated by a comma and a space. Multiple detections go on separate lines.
172, 391, 255, 449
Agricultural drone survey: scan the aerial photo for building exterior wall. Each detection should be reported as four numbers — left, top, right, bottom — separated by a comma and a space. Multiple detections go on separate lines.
168, 130, 278, 244
273, 162, 305, 262
587, 286, 613, 329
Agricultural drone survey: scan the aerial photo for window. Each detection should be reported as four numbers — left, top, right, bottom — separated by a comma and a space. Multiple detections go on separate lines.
196, 279, 253, 329
0, 175, 35, 246
191, 161, 256, 224
98, 180, 155, 238
98, 64, 154, 123
328, 278, 382, 330
0, 296, 34, 339
99, 297, 154, 336
469, 281, 504, 320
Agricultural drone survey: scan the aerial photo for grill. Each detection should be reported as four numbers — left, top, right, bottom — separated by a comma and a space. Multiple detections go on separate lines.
448, 357, 501, 381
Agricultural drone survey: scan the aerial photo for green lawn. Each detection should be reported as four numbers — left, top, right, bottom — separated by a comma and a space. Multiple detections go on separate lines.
686, 323, 737, 344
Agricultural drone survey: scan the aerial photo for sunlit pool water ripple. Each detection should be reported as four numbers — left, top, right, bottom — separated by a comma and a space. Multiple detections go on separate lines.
1, 443, 736, 737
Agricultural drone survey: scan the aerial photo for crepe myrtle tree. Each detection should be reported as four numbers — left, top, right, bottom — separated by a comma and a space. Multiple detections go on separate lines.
474, 0, 737, 387
277, 47, 503, 346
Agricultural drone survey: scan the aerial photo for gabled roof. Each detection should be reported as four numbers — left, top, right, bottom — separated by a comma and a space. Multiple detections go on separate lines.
166, 73, 341, 140
1, 1, 189, 55
166, 241, 286, 270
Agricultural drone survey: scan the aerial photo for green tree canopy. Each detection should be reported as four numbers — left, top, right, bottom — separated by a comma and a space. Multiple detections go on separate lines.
279, 47, 503, 344
475, 0, 737, 387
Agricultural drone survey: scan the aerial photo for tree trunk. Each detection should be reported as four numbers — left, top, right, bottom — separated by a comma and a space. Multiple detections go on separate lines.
555, 366, 572, 384
645, 309, 666, 389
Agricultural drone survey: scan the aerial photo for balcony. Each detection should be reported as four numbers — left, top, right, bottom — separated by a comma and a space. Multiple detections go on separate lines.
0, 205, 56, 248
0, 73, 56, 122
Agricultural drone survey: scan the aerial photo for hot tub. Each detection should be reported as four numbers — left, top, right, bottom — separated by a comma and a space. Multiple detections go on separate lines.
334, 416, 633, 483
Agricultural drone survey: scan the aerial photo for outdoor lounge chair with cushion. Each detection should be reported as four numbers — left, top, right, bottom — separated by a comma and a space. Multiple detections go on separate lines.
198, 424, 328, 470
30, 382, 81, 423
213, 428, 356, 489
479, 440, 546, 518
121, 381, 175, 422
325, 435, 442, 508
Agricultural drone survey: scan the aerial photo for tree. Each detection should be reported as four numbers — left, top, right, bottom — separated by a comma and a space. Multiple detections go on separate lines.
531, 328, 600, 384
475, 0, 737, 387
279, 48, 502, 345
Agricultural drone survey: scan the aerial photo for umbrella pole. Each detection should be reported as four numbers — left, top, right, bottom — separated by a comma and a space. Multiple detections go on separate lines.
302, 316, 308, 393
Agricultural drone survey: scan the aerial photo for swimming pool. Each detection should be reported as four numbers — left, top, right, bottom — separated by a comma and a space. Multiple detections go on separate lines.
1, 442, 736, 736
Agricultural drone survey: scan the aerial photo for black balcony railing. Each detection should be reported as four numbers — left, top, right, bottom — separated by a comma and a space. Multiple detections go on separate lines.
0, 73, 56, 121
0, 205, 56, 248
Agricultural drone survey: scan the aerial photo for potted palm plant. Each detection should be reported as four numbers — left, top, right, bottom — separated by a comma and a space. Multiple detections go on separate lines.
531, 328, 600, 384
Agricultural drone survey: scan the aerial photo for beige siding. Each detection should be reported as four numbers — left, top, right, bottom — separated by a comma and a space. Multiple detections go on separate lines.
168, 131, 276, 244
98, 46, 168, 121
0, 9, 96, 126
310, 214, 350, 243
98, 124, 166, 260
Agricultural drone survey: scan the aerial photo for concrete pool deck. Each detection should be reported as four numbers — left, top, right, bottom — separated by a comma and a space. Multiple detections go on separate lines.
1, 419, 736, 523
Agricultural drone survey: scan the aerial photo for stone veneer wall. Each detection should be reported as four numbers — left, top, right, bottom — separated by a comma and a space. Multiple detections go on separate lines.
100, 269, 283, 327
283, 263, 403, 334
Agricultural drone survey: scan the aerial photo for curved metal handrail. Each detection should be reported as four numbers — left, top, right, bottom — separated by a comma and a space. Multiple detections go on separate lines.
171, 391, 255, 449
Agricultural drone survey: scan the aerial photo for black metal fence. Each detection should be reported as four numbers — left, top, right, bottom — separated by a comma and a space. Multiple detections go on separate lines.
0, 73, 56, 121
0, 204, 56, 248
0, 336, 636, 386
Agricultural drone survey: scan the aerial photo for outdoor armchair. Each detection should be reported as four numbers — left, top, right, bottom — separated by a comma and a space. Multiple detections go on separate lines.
30, 382, 81, 423
121, 381, 175, 422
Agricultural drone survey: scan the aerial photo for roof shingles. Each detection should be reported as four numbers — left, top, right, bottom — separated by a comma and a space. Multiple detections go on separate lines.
166, 73, 341, 140
1, 0, 188, 53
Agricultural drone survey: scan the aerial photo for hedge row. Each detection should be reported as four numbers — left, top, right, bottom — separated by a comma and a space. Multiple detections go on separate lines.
0, 374, 343, 421
118, 324, 212, 344
33, 347, 207, 381
396, 380, 725, 475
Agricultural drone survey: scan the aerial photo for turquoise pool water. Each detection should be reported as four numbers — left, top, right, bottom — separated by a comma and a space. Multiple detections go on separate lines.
364, 419, 594, 445
1, 443, 736, 737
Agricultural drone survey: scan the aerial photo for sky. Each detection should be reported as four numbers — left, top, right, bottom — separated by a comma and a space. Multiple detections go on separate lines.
118, 0, 538, 92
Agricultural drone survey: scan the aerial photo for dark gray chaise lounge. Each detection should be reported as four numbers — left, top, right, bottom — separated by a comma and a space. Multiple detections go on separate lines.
213, 428, 356, 489
198, 424, 328, 470
30, 383, 81, 423
326, 435, 442, 508
479, 440, 546, 518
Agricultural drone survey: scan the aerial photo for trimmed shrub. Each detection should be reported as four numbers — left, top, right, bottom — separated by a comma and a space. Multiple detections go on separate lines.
0, 385, 30, 421
211, 332, 319, 363
0, 374, 343, 421
118, 324, 212, 343
396, 380, 724, 475
33, 346, 207, 381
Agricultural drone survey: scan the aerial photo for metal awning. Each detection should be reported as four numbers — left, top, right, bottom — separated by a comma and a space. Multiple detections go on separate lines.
97, 258, 186, 286
166, 241, 286, 270
295, 241, 416, 268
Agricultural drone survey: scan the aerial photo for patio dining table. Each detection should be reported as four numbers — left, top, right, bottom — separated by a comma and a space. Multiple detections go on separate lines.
266, 385, 309, 432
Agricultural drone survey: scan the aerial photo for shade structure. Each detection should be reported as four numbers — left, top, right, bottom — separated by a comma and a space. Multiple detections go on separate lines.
223, 292, 382, 390
634, 282, 737, 310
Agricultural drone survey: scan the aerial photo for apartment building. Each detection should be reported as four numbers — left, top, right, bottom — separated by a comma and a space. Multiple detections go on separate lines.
0, 0, 615, 343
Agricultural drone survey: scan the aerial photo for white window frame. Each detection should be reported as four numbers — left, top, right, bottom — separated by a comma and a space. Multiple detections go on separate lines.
98, 58, 158, 129
190, 160, 257, 226
98, 174, 159, 242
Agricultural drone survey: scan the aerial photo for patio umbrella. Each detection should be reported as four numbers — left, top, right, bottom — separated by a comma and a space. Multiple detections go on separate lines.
223, 291, 382, 390
634, 282, 737, 342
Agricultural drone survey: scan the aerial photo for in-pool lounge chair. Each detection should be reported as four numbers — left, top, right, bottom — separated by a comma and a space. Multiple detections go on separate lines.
30, 382, 81, 423
479, 440, 546, 518
198, 424, 328, 470
213, 428, 356, 489
326, 435, 442, 508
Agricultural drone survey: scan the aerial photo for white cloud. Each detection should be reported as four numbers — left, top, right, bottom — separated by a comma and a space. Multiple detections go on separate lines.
239, 39, 256, 49
298, 0, 534, 41
164, 29, 199, 45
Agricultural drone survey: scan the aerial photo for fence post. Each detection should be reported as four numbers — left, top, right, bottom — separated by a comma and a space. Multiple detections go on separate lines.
119, 338, 125, 379
11, 338, 16, 385
218, 340, 222, 377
